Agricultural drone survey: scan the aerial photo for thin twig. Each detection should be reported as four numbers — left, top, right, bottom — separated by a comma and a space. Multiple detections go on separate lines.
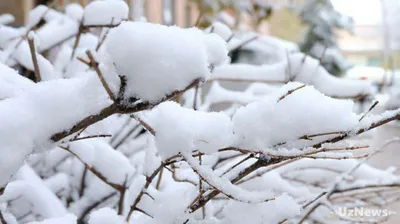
69, 134, 112, 142
0, 210, 7, 224
77, 192, 117, 224
155, 167, 164, 190
95, 17, 115, 51
277, 84, 306, 102
76, 56, 91, 67
126, 163, 165, 222
27, 34, 41, 82
229, 35, 258, 52
130, 115, 156, 136
359, 101, 379, 121
78, 167, 87, 198
86, 50, 115, 101
71, 21, 84, 60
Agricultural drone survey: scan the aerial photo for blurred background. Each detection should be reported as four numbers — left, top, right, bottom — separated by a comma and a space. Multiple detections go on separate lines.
0, 0, 398, 81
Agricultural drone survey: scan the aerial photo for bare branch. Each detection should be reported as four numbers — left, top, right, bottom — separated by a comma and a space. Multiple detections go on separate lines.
130, 115, 156, 136
86, 50, 115, 101
359, 101, 379, 121
27, 35, 41, 82
277, 84, 306, 102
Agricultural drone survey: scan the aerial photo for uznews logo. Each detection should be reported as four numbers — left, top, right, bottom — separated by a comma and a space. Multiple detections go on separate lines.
335, 207, 396, 217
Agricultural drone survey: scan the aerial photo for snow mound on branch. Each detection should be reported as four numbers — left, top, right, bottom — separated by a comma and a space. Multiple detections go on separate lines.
83, 0, 128, 26
145, 101, 234, 159
0, 62, 34, 99
289, 53, 372, 97
0, 73, 112, 187
105, 21, 228, 102
221, 194, 300, 224
232, 82, 359, 149
69, 138, 134, 185
205, 22, 233, 41
89, 208, 124, 224
65, 3, 84, 22
212, 53, 372, 98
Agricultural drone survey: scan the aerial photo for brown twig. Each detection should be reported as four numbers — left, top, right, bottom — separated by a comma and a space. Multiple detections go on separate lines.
0, 210, 7, 224
188, 157, 284, 213
86, 50, 115, 101
78, 167, 87, 198
77, 192, 117, 224
69, 134, 112, 142
277, 84, 306, 102
27, 35, 41, 82
313, 110, 400, 148
359, 101, 379, 121
126, 163, 165, 222
51, 78, 202, 143
95, 18, 115, 51
76, 56, 91, 67
71, 21, 84, 60
60, 146, 124, 192
117, 178, 127, 215
229, 35, 258, 52
130, 115, 156, 136
155, 167, 164, 190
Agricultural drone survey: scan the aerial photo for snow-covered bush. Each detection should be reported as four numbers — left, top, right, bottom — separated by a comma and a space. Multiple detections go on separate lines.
0, 1, 399, 224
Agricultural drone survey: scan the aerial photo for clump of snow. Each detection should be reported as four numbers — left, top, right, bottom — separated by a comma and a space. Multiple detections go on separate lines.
183, 151, 275, 203
27, 5, 48, 29
0, 62, 34, 99
212, 52, 372, 98
105, 21, 228, 102
65, 3, 84, 22
83, 0, 129, 26
0, 165, 67, 219
69, 138, 134, 185
0, 14, 15, 25
289, 53, 372, 97
0, 73, 112, 186
88, 208, 124, 224
145, 102, 234, 159
232, 82, 359, 149
221, 194, 301, 224
205, 22, 233, 41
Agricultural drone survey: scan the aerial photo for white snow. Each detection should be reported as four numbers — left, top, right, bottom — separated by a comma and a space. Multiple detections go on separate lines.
232, 82, 359, 149
0, 165, 67, 219
205, 22, 233, 41
212, 53, 373, 98
69, 138, 134, 185
26, 214, 77, 224
83, 0, 129, 26
0, 62, 35, 99
105, 21, 228, 102
65, 3, 84, 22
88, 207, 124, 224
145, 101, 234, 159
0, 73, 112, 186
0, 14, 14, 25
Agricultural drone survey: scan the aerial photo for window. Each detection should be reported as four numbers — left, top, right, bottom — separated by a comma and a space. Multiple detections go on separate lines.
162, 0, 174, 25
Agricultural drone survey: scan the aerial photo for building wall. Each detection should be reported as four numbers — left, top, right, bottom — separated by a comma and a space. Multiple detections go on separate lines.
0, 0, 32, 26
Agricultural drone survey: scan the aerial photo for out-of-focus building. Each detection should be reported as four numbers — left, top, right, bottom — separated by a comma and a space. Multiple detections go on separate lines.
0, 0, 304, 36
337, 25, 384, 66
337, 24, 400, 69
